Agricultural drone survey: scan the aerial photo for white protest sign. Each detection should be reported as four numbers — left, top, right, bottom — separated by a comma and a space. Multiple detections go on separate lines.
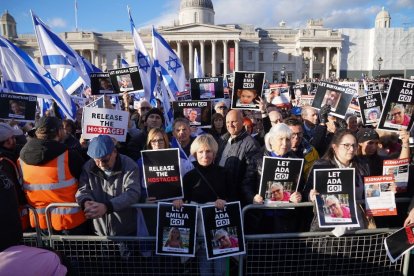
82, 107, 129, 142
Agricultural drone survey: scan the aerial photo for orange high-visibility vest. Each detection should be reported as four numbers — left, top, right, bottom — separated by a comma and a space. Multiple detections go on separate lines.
19, 151, 85, 231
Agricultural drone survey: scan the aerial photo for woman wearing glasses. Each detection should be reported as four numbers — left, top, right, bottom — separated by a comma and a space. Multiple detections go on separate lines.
305, 129, 369, 231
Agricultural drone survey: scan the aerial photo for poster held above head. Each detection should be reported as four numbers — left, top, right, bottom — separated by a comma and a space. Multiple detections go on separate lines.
312, 81, 355, 119
190, 77, 224, 100
86, 96, 105, 109
258, 157, 304, 205
231, 71, 265, 111
0, 93, 37, 122
90, 73, 114, 95
156, 202, 197, 257
358, 93, 383, 126
382, 158, 409, 193
377, 78, 414, 132
313, 168, 360, 228
141, 148, 183, 201
81, 107, 129, 142
108, 66, 143, 94
200, 202, 245, 260
172, 100, 212, 128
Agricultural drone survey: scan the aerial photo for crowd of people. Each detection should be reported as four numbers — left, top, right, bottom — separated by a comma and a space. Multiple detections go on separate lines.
1, 78, 414, 275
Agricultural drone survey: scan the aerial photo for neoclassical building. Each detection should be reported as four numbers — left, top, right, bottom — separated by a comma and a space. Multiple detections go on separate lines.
1, 1, 413, 82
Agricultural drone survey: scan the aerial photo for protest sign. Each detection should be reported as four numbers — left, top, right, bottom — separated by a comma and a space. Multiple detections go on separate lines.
364, 175, 397, 216
86, 96, 105, 108
382, 158, 410, 193
190, 77, 224, 100
266, 83, 290, 107
293, 84, 309, 104
225, 73, 234, 89
384, 224, 414, 263
297, 95, 314, 107
71, 96, 87, 109
258, 157, 303, 205
142, 148, 183, 201
90, 73, 114, 95
377, 78, 414, 132
358, 93, 383, 126
312, 82, 355, 119
82, 107, 129, 141
0, 93, 36, 122
108, 66, 143, 94
314, 168, 360, 228
201, 202, 245, 260
173, 100, 212, 127
231, 71, 265, 111
156, 202, 197, 257
339, 81, 360, 114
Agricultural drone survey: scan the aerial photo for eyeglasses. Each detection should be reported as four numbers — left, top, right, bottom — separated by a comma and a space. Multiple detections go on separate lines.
328, 203, 337, 209
291, 132, 303, 138
217, 236, 226, 242
150, 139, 165, 144
271, 189, 281, 194
391, 111, 401, 116
339, 143, 357, 150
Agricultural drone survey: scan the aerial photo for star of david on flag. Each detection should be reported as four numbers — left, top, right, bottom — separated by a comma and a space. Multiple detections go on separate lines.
0, 36, 76, 120
152, 26, 186, 100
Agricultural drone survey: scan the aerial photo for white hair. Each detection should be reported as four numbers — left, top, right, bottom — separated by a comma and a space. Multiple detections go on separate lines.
264, 123, 292, 151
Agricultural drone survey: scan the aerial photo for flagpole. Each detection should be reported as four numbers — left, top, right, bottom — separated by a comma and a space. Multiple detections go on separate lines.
75, 0, 78, 32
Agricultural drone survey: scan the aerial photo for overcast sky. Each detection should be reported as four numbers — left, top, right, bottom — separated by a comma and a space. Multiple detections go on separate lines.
2, 0, 414, 34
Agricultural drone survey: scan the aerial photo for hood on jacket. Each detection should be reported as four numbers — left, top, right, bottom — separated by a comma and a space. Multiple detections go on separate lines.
19, 138, 67, 165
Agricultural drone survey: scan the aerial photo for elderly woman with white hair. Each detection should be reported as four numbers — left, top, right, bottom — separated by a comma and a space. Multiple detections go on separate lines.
241, 123, 304, 233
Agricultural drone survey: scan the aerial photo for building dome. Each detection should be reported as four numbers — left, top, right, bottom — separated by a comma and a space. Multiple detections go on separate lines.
180, 0, 214, 10
375, 7, 391, 28
0, 10, 17, 38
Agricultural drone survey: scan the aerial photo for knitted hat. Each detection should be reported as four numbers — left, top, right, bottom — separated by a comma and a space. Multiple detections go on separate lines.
145, 108, 165, 125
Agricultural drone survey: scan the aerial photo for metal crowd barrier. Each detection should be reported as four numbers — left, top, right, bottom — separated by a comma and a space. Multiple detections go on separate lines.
20, 200, 412, 275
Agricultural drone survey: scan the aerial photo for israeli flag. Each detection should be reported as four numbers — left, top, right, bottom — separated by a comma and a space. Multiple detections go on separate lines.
0, 36, 76, 120
121, 57, 129, 68
152, 26, 186, 100
31, 11, 100, 95
128, 7, 157, 103
194, 48, 203, 78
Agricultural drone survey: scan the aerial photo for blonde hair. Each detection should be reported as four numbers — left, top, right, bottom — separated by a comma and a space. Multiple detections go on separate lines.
190, 134, 218, 158
146, 128, 169, 149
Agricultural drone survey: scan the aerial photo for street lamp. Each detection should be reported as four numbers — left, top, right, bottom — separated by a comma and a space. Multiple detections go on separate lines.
272, 51, 277, 82
281, 65, 286, 83
304, 57, 310, 81
377, 57, 383, 78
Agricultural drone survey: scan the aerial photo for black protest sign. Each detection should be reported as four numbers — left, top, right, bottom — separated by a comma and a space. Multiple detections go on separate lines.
142, 149, 183, 201
201, 202, 245, 260
190, 77, 224, 100
108, 66, 143, 94
312, 82, 355, 119
258, 157, 304, 204
293, 84, 308, 98
156, 202, 197, 257
231, 71, 265, 111
384, 224, 414, 263
90, 73, 114, 95
358, 93, 383, 126
0, 93, 37, 122
172, 100, 212, 127
313, 168, 359, 228
226, 73, 234, 88
377, 78, 414, 132
86, 96, 105, 108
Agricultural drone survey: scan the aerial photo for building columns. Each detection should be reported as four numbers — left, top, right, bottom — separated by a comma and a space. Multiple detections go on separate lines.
177, 41, 182, 60
325, 47, 331, 79
309, 47, 314, 80
200, 40, 205, 76
336, 47, 341, 79
234, 40, 239, 71
188, 41, 193, 78
211, 40, 216, 77
223, 40, 228, 76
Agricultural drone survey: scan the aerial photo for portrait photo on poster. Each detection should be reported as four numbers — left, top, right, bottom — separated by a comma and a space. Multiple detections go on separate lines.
117, 74, 134, 92
264, 181, 294, 204
383, 103, 413, 129
8, 100, 25, 119
322, 89, 342, 111
211, 226, 240, 255
184, 107, 201, 126
321, 193, 352, 222
236, 88, 258, 107
162, 226, 190, 253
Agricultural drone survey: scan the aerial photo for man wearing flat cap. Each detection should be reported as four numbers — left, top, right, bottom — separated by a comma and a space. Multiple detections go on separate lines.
76, 134, 141, 236
19, 116, 87, 233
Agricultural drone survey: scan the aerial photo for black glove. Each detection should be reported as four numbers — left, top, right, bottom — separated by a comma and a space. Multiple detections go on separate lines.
319, 104, 331, 124
336, 118, 348, 129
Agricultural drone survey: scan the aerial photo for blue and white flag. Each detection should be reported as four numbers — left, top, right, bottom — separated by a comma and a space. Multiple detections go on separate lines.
128, 7, 157, 103
121, 57, 129, 68
152, 26, 186, 100
194, 48, 203, 78
0, 36, 76, 120
31, 11, 100, 95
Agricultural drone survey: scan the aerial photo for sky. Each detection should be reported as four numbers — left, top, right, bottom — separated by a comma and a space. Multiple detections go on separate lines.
2, 0, 414, 34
